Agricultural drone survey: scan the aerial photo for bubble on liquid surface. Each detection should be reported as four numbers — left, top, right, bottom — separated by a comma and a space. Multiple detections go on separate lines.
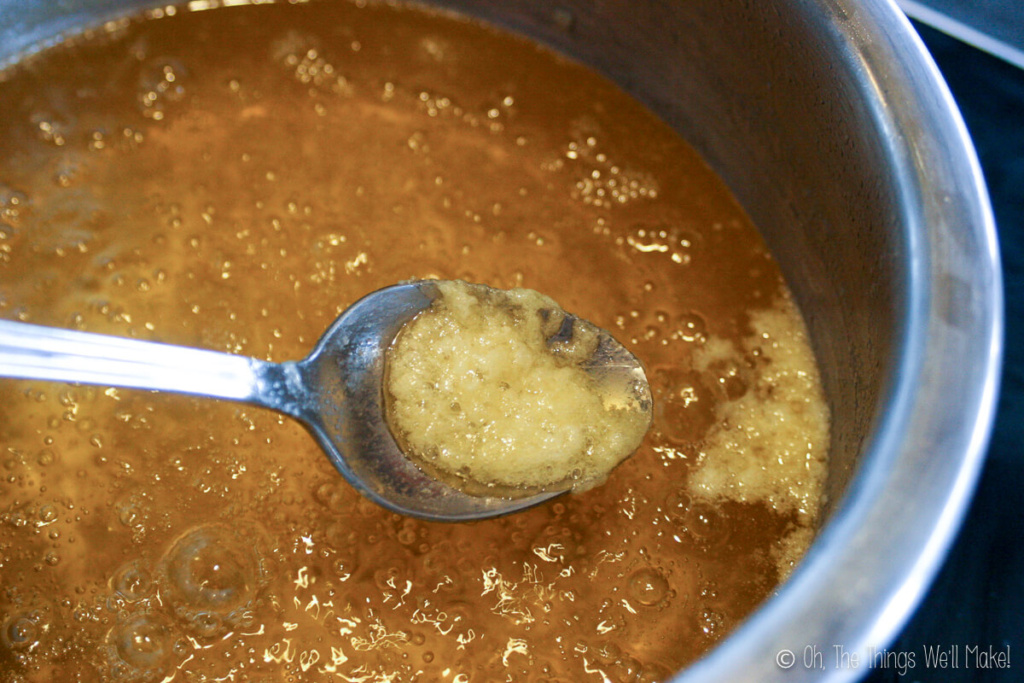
0, 184, 29, 229
628, 567, 670, 606
681, 501, 730, 546
652, 367, 716, 445
638, 661, 674, 682
664, 489, 692, 522
2, 612, 40, 651
137, 57, 188, 120
107, 613, 174, 675
676, 312, 707, 343
159, 524, 261, 618
110, 560, 154, 602
29, 109, 75, 147
704, 357, 750, 401
188, 611, 224, 639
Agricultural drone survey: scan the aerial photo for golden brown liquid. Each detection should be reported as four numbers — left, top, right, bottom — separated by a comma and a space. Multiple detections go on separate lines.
0, 2, 828, 681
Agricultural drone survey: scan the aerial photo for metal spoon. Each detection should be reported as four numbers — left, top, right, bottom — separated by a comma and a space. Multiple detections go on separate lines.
0, 280, 651, 521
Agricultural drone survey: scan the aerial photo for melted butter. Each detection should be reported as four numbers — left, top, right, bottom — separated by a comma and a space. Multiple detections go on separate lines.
385, 280, 651, 493
0, 1, 830, 680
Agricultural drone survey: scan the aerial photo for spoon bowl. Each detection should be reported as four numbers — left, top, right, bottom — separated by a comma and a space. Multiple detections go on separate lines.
290, 280, 567, 520
0, 280, 651, 521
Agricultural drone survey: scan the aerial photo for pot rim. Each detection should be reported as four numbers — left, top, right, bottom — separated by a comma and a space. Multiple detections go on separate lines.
677, 0, 1002, 680
0, 1, 1004, 680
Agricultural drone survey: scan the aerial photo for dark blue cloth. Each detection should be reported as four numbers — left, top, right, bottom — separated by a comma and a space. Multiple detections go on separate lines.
862, 21, 1024, 683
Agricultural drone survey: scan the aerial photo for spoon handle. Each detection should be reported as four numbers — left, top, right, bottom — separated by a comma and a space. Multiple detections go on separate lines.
0, 319, 264, 402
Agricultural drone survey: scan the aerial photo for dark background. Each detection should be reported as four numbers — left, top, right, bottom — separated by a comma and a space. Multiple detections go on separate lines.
861, 20, 1023, 683
900, 0, 1024, 68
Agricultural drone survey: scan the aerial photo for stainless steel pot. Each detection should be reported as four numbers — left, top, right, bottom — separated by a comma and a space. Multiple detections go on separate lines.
0, 0, 1002, 681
